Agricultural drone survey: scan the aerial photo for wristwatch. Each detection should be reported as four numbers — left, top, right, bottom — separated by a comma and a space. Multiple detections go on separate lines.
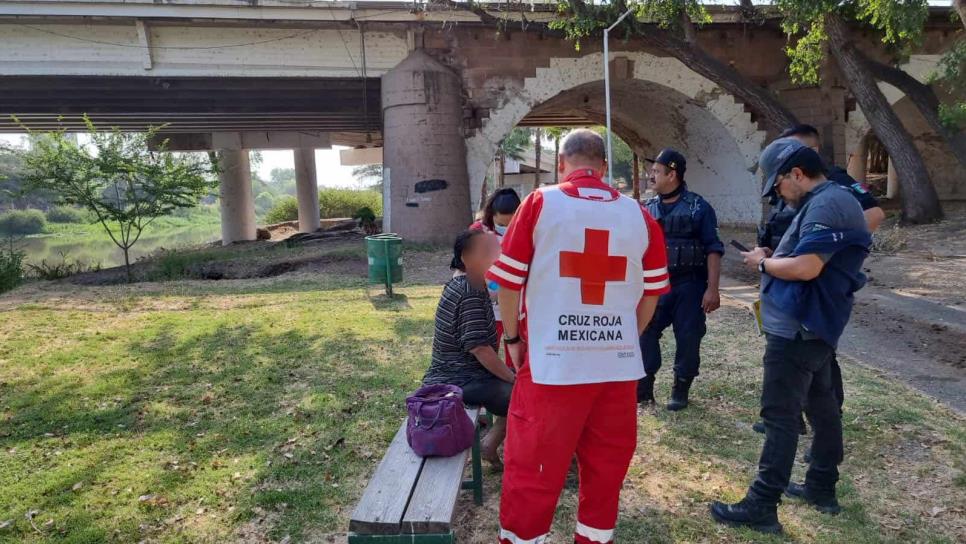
758, 258, 767, 274
503, 334, 522, 345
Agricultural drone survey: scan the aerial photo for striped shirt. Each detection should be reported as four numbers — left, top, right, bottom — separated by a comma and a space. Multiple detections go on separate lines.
422, 275, 498, 387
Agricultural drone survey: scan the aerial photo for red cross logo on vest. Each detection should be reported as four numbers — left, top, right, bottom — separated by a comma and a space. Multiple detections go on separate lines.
559, 228, 628, 305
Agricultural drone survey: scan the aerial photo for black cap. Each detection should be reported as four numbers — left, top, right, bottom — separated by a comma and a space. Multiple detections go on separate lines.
646, 148, 687, 178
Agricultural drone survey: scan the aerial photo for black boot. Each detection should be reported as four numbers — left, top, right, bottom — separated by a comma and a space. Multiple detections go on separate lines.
785, 482, 841, 515
709, 498, 783, 534
752, 420, 766, 434
666, 376, 692, 411
637, 375, 655, 405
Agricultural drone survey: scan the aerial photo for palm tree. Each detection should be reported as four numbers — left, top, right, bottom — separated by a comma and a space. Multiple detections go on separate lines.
544, 127, 568, 184
496, 127, 531, 187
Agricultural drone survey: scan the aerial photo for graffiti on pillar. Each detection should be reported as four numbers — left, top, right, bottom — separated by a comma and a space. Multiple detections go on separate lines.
414, 179, 448, 193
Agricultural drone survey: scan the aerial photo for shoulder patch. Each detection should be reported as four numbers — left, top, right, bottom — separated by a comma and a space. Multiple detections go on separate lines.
850, 182, 869, 194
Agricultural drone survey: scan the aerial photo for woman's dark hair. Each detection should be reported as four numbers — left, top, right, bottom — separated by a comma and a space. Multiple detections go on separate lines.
450, 229, 487, 271
482, 188, 521, 230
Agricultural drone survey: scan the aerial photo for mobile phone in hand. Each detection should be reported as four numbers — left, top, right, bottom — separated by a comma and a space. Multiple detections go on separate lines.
730, 240, 751, 252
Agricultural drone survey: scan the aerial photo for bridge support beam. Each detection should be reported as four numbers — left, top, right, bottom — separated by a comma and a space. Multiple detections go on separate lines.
294, 148, 321, 233
218, 148, 256, 245
381, 50, 471, 242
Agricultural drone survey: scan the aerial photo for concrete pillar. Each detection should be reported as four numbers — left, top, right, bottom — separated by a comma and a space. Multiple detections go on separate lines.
218, 149, 256, 245
294, 147, 320, 233
887, 158, 900, 199
381, 49, 471, 242
847, 136, 869, 182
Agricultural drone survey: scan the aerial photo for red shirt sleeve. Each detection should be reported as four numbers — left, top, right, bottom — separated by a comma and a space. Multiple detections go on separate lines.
485, 190, 543, 291
641, 207, 671, 296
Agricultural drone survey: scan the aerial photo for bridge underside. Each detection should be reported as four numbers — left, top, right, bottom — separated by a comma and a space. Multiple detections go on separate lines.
0, 76, 382, 138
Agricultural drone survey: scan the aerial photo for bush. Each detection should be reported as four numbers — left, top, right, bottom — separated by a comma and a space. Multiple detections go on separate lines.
25, 252, 101, 281
255, 191, 276, 216
318, 188, 382, 219
46, 205, 88, 224
0, 240, 25, 293
264, 189, 383, 226
264, 196, 299, 224
0, 209, 47, 235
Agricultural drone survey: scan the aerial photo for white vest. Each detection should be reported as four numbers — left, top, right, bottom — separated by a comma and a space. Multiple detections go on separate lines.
525, 186, 649, 385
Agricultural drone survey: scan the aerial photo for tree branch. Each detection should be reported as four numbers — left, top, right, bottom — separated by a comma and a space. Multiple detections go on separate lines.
858, 48, 966, 170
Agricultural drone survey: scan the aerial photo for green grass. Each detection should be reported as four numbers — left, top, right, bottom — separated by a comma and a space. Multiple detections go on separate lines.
0, 251, 963, 543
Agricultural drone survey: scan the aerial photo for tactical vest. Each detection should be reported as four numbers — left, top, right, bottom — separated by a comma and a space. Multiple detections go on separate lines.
646, 191, 706, 277
758, 200, 797, 251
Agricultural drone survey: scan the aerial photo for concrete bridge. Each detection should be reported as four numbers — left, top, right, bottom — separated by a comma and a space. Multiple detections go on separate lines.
0, 1, 960, 243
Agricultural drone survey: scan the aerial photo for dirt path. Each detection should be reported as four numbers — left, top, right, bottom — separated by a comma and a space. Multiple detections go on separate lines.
719, 269, 966, 413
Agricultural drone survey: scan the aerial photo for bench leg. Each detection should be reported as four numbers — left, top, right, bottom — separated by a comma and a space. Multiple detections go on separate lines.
348, 533, 454, 543
461, 420, 484, 506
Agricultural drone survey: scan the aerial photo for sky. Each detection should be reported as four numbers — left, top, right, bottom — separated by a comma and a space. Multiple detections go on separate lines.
0, 133, 363, 189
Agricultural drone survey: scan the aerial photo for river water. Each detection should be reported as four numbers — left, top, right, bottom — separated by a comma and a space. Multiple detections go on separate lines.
17, 224, 221, 269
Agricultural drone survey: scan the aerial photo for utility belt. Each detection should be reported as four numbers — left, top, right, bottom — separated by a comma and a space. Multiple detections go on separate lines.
666, 239, 706, 276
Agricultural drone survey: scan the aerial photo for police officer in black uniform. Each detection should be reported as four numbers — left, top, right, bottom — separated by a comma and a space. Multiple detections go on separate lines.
754, 125, 885, 435
638, 149, 725, 411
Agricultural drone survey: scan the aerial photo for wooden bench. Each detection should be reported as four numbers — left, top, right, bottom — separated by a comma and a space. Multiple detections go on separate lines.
348, 406, 485, 543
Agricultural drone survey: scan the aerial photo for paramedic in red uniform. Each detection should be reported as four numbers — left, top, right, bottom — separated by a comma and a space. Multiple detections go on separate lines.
486, 129, 670, 544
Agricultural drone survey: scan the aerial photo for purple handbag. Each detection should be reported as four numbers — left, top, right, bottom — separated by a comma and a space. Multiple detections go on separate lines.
406, 384, 475, 458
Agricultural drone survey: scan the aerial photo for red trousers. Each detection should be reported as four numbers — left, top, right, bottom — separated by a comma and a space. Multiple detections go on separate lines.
498, 361, 638, 544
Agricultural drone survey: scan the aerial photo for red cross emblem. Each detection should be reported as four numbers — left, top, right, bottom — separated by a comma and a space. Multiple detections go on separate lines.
559, 228, 628, 305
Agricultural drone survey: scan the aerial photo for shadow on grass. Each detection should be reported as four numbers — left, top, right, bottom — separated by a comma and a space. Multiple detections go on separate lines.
0, 322, 426, 542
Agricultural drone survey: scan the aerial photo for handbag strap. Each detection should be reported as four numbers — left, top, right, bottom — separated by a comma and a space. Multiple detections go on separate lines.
413, 399, 447, 430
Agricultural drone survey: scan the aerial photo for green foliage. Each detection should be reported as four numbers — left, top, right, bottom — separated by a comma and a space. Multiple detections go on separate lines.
352, 206, 379, 235
777, 0, 930, 85
319, 188, 383, 219
500, 127, 532, 162
264, 189, 383, 224
0, 238, 24, 293
932, 39, 966, 129
0, 208, 46, 235
352, 164, 384, 188
548, 0, 709, 48
264, 195, 298, 224
785, 20, 827, 86
255, 191, 276, 216
45, 205, 88, 224
18, 117, 217, 277
591, 127, 635, 184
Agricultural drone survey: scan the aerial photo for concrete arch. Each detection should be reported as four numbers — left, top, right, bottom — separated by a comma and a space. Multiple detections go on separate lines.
844, 54, 964, 199
465, 51, 768, 224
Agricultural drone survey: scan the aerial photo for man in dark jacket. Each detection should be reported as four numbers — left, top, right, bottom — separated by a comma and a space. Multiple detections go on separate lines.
710, 138, 871, 534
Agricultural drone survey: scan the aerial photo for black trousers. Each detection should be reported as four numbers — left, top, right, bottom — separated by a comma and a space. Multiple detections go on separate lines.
748, 334, 843, 504
461, 377, 513, 417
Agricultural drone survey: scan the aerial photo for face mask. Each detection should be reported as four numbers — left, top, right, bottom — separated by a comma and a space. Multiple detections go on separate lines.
494, 224, 508, 236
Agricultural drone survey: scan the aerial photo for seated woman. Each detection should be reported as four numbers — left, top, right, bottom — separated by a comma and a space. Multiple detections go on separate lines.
422, 229, 514, 465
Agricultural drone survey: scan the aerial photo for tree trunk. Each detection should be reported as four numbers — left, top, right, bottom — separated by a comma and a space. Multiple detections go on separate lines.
632, 152, 641, 201
860, 51, 966, 172
553, 137, 560, 184
123, 247, 132, 283
955, 0, 966, 29
641, 26, 798, 135
533, 128, 542, 190
825, 14, 942, 224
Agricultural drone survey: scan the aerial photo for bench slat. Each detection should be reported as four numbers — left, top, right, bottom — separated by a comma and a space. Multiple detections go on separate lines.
401, 407, 481, 534
349, 422, 425, 534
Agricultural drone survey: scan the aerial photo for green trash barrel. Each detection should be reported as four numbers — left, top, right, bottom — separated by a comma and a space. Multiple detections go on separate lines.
366, 233, 403, 295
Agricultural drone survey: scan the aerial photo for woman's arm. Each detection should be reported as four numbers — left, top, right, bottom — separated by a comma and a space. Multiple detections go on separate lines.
469, 345, 516, 383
